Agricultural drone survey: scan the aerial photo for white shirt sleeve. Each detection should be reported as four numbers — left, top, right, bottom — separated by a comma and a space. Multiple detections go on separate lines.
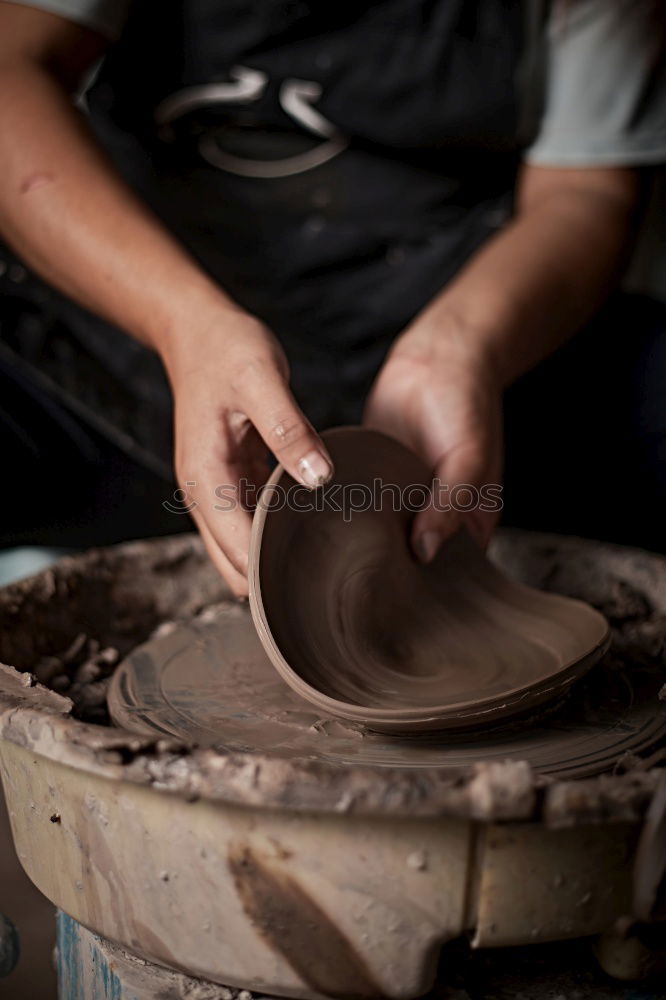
526, 0, 666, 166
6, 0, 132, 39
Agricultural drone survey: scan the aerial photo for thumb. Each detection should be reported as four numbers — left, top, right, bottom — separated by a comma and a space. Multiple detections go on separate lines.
243, 365, 334, 488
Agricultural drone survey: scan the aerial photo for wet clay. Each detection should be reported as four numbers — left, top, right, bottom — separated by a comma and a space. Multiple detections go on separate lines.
0, 531, 662, 820
107, 598, 666, 780
249, 428, 610, 732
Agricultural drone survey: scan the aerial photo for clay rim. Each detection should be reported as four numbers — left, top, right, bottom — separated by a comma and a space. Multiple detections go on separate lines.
248, 428, 611, 731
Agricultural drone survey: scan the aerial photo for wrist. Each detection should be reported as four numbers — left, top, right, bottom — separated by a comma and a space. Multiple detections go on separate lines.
145, 283, 255, 379
395, 304, 504, 391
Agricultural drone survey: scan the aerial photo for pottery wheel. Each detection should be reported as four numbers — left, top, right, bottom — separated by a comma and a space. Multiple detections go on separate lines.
108, 599, 666, 780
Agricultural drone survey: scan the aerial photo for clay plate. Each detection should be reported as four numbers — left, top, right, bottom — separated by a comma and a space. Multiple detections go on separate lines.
108, 599, 666, 779
249, 428, 610, 733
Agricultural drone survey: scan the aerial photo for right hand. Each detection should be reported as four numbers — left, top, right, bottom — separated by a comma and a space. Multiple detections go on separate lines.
160, 306, 333, 597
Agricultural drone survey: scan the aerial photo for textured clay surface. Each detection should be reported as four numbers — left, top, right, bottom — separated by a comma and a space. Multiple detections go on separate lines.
249, 428, 609, 732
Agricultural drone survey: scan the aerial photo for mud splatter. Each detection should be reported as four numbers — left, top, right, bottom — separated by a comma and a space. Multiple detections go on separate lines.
229, 845, 382, 998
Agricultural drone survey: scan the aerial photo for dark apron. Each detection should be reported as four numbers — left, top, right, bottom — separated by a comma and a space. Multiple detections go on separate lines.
1, 0, 537, 475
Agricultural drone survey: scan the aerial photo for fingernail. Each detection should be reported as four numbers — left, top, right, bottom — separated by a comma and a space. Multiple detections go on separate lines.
415, 531, 440, 564
298, 451, 333, 488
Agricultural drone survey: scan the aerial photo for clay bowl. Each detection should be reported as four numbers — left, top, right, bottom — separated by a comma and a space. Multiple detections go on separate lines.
249, 427, 610, 734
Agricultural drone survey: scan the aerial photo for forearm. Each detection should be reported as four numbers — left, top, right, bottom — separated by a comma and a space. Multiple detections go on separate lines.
0, 61, 241, 356
413, 165, 644, 386
0, 60, 334, 593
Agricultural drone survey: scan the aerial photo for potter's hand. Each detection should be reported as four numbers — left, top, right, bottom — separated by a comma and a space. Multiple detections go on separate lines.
364, 319, 503, 562
162, 310, 333, 597
0, 7, 333, 598
364, 165, 643, 563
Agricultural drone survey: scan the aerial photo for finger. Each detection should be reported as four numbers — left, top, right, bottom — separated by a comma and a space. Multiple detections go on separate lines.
195, 512, 250, 599
222, 420, 272, 512
466, 448, 504, 550
467, 506, 501, 551
411, 440, 488, 564
181, 462, 254, 579
241, 366, 334, 488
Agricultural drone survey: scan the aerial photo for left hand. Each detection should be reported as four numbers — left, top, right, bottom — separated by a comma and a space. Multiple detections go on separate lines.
364, 313, 504, 561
